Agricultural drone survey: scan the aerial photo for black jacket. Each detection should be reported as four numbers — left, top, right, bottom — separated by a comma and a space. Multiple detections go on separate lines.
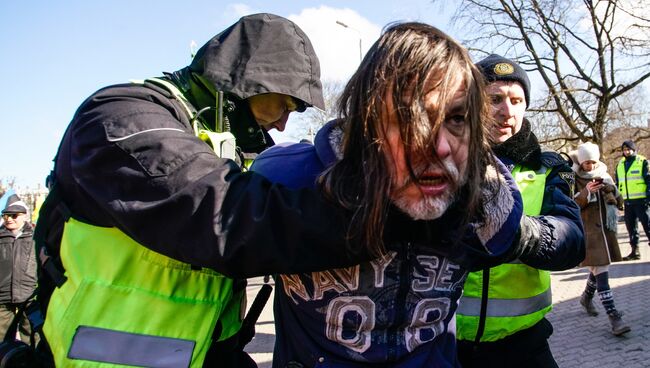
44, 82, 371, 281
39, 14, 368, 281
0, 222, 37, 304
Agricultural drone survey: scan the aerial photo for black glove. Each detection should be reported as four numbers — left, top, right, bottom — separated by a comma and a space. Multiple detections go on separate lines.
513, 215, 542, 261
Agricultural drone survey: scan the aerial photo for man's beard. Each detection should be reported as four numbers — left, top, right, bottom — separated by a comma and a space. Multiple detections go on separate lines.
392, 158, 466, 220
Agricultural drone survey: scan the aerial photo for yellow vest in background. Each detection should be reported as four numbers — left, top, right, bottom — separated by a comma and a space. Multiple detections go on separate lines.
617, 155, 647, 200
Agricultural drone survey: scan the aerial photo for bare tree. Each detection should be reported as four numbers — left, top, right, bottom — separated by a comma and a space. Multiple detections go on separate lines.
438, 0, 650, 158
289, 80, 344, 142
0, 177, 16, 198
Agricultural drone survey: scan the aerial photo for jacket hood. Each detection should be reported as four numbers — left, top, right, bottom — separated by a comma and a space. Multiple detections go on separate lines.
313, 120, 342, 167
189, 13, 325, 110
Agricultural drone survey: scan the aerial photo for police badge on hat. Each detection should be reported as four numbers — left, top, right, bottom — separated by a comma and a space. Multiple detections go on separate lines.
494, 63, 515, 76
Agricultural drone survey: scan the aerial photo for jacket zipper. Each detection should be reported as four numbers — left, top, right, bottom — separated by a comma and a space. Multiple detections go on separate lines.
596, 192, 612, 261
387, 241, 412, 361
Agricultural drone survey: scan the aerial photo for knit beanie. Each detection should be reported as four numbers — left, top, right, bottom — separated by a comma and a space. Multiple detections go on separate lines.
2, 194, 28, 214
622, 140, 636, 151
577, 142, 600, 164
476, 54, 531, 108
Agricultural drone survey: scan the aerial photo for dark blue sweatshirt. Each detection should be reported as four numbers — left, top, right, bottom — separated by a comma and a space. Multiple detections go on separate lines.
251, 121, 522, 367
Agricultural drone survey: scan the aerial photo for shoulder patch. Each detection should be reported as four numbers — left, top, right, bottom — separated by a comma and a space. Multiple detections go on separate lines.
540, 150, 569, 168
558, 171, 576, 196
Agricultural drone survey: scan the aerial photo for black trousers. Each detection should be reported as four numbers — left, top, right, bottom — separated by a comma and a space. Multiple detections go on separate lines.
623, 200, 650, 248
457, 318, 558, 368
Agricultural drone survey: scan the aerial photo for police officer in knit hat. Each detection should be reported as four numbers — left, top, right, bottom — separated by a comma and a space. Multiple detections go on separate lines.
476, 54, 531, 111
456, 54, 585, 368
615, 139, 650, 260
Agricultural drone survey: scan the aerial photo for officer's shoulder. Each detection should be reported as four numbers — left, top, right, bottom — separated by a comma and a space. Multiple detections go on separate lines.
254, 142, 316, 167
251, 142, 321, 188
539, 149, 570, 169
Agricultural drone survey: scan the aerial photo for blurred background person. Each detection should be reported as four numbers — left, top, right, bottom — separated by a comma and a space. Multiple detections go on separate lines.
571, 142, 630, 336
615, 140, 650, 261
0, 194, 38, 344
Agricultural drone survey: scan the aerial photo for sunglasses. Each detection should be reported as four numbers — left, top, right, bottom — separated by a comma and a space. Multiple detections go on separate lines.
2, 213, 22, 220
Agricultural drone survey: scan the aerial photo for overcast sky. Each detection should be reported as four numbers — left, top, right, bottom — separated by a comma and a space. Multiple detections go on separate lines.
1, 0, 463, 188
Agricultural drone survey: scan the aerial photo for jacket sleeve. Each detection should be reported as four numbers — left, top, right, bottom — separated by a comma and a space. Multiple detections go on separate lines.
573, 185, 590, 209
53, 85, 373, 279
516, 154, 585, 271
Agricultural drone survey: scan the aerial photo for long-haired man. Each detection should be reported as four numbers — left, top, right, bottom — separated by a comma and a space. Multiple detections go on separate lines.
251, 22, 533, 367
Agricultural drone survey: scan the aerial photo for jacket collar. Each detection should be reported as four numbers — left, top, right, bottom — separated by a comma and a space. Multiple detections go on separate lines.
492, 118, 542, 170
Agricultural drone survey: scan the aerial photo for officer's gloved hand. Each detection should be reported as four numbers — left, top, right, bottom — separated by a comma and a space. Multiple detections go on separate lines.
470, 157, 524, 255
513, 215, 542, 262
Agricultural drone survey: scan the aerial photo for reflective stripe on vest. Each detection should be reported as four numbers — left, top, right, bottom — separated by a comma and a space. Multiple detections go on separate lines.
456, 164, 552, 342
616, 155, 647, 200
44, 218, 241, 367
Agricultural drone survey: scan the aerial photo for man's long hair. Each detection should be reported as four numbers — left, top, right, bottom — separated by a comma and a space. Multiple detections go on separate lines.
319, 22, 494, 256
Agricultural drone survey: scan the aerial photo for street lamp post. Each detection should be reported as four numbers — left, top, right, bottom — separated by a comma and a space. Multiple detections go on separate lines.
335, 20, 362, 62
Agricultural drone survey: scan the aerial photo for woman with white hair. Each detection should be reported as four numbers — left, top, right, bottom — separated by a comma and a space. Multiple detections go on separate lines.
571, 142, 630, 336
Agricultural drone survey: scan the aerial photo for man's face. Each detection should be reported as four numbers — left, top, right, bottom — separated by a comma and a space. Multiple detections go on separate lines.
486, 81, 526, 143
2, 213, 26, 232
247, 93, 299, 132
383, 78, 469, 220
622, 147, 634, 157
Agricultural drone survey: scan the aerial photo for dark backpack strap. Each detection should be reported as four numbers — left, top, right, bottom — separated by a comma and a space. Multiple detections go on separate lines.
473, 268, 490, 345
236, 280, 273, 349
33, 180, 69, 289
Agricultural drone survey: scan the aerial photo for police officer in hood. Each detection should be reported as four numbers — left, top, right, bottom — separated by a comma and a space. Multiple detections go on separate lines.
169, 13, 325, 157
34, 13, 422, 367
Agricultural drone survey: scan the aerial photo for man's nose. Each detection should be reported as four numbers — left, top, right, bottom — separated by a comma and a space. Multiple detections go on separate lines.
435, 131, 452, 158
272, 111, 291, 132
500, 100, 516, 118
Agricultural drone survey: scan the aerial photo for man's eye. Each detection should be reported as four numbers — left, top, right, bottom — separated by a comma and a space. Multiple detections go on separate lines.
445, 114, 466, 134
490, 96, 502, 104
511, 98, 523, 105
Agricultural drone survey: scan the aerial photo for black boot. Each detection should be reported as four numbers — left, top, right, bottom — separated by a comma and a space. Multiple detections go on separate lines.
580, 291, 598, 316
622, 247, 640, 261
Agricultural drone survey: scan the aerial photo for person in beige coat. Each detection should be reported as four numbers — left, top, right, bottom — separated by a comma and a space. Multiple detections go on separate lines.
571, 142, 630, 336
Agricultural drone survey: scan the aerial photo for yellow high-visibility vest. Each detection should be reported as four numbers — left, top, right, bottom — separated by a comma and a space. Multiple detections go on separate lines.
456, 165, 552, 342
617, 155, 647, 200
44, 218, 242, 367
